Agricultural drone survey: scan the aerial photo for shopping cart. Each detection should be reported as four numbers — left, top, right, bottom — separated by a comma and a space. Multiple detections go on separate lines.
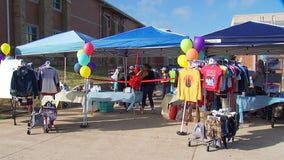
27, 101, 57, 135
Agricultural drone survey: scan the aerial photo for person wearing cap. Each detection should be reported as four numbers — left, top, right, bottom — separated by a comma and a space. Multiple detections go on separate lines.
160, 67, 170, 98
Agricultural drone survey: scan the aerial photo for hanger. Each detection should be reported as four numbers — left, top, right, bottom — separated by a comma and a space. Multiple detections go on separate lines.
208, 58, 215, 65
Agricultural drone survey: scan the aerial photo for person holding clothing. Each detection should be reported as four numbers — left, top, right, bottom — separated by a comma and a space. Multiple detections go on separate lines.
252, 59, 266, 95
137, 64, 155, 113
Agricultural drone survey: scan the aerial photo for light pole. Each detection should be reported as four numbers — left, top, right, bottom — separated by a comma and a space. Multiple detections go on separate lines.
6, 0, 10, 44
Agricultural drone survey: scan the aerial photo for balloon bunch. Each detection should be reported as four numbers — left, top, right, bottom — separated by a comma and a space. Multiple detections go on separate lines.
74, 42, 96, 78
177, 37, 205, 68
0, 43, 11, 62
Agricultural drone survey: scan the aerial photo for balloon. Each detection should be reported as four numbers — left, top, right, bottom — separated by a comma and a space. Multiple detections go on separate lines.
193, 36, 205, 51
80, 66, 91, 78
0, 53, 5, 61
1, 43, 11, 55
180, 38, 193, 53
198, 50, 205, 60
186, 48, 199, 60
88, 62, 96, 74
76, 49, 84, 58
74, 62, 82, 74
177, 54, 188, 68
78, 53, 90, 66
83, 42, 94, 56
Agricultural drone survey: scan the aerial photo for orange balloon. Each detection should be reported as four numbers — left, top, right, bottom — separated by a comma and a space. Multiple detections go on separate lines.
186, 48, 199, 60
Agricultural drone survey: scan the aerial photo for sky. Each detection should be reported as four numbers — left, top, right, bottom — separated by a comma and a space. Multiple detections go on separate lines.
105, 0, 284, 38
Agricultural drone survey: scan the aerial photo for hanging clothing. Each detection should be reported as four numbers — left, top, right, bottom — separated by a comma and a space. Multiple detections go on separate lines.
201, 64, 223, 92
10, 66, 38, 97
40, 67, 60, 95
176, 68, 202, 102
169, 69, 177, 83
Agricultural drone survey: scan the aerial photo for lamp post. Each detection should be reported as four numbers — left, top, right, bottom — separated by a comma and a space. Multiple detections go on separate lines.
6, 0, 10, 44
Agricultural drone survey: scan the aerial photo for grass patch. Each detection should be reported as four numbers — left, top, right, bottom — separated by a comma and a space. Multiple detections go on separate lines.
57, 65, 109, 87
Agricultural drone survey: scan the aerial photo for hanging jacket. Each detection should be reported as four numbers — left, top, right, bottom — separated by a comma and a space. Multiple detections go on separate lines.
10, 66, 38, 97
40, 67, 60, 95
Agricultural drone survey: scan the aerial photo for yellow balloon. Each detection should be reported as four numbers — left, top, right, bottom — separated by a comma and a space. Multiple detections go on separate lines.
180, 39, 193, 54
177, 54, 188, 68
80, 66, 91, 78
1, 43, 11, 55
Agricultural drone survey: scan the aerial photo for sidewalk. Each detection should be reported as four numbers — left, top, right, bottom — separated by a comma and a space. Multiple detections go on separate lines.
0, 104, 284, 160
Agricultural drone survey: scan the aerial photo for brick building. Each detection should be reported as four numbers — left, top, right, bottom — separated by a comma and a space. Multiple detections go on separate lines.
0, 0, 169, 68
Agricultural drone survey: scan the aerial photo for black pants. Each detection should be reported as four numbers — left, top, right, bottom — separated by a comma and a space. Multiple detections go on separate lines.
162, 84, 170, 98
141, 87, 154, 109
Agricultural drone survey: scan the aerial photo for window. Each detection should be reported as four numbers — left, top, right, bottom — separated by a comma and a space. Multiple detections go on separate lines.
25, 24, 38, 42
114, 18, 119, 34
104, 14, 111, 29
103, 14, 111, 37
52, 0, 61, 10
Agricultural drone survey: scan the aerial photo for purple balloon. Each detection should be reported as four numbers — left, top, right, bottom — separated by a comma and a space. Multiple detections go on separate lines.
88, 62, 96, 74
193, 36, 205, 51
0, 53, 5, 61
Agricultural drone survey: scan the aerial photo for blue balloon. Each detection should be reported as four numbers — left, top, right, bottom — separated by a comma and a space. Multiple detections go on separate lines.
74, 62, 82, 74
198, 50, 205, 60
78, 53, 90, 66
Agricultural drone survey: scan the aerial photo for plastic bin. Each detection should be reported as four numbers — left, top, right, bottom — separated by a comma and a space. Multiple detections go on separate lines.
99, 101, 114, 113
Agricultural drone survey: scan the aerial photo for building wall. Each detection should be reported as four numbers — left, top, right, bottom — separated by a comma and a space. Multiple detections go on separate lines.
0, 0, 8, 44
71, 0, 101, 38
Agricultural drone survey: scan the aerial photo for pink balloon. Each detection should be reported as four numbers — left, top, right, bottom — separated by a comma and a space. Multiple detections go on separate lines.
193, 36, 205, 51
83, 42, 94, 56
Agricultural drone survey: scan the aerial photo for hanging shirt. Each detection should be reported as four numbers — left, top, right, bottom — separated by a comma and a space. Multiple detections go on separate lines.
176, 68, 202, 102
201, 65, 223, 92
219, 65, 228, 92
40, 67, 60, 95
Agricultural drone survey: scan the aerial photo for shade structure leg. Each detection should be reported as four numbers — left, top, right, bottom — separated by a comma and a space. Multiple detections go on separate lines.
177, 101, 187, 135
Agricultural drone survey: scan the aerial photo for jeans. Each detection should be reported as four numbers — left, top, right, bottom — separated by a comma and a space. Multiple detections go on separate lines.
162, 84, 170, 98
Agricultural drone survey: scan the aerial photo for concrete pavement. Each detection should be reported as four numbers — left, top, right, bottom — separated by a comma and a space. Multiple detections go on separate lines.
0, 105, 284, 160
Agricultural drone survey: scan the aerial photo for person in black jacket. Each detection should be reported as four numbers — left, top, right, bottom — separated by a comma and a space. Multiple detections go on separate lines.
137, 64, 155, 113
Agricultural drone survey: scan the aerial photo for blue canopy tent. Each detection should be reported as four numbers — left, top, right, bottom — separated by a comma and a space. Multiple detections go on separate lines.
15, 30, 96, 83
16, 30, 95, 56
91, 26, 188, 57
202, 21, 284, 56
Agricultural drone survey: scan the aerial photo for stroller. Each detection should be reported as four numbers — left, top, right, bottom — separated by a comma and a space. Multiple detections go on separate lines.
27, 101, 57, 135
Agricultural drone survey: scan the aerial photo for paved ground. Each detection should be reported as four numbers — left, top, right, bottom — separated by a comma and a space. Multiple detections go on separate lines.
0, 102, 284, 160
